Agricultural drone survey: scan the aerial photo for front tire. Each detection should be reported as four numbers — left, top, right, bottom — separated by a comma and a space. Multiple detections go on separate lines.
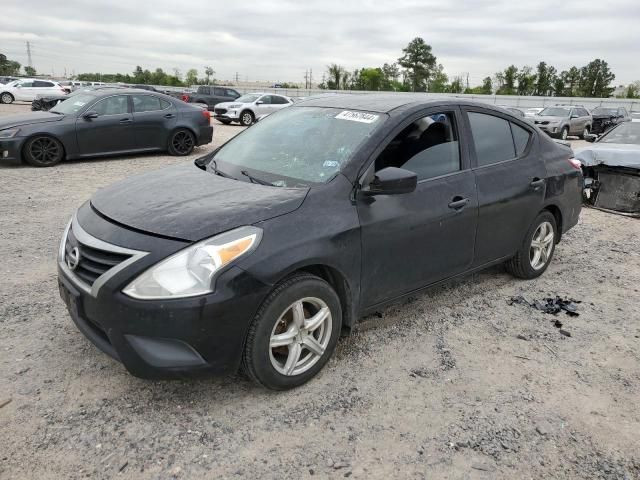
23, 136, 64, 167
242, 273, 342, 390
167, 128, 195, 156
560, 127, 569, 140
239, 110, 254, 126
1, 92, 14, 104
505, 211, 557, 279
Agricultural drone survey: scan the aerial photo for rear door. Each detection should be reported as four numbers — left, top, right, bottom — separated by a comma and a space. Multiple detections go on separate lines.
464, 108, 546, 267
75, 94, 137, 156
270, 94, 292, 112
357, 108, 478, 307
131, 94, 176, 149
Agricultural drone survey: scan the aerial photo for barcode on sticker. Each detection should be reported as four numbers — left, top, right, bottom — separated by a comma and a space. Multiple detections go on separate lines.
335, 111, 379, 123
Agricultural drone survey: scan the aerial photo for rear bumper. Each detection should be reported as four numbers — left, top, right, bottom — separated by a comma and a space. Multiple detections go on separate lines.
197, 125, 214, 146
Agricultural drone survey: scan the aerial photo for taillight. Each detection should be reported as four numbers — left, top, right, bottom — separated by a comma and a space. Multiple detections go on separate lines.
568, 158, 582, 171
182, 94, 189, 102
201, 110, 211, 122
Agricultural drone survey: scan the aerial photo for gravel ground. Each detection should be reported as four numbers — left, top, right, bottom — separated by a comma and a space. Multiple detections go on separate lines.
1, 102, 639, 479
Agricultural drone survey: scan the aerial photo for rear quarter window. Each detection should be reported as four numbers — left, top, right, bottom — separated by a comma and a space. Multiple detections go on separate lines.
468, 112, 516, 166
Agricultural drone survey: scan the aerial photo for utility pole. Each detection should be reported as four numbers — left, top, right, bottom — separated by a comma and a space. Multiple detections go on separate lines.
235, 72, 239, 84
26, 41, 33, 70
309, 68, 313, 88
304, 70, 309, 89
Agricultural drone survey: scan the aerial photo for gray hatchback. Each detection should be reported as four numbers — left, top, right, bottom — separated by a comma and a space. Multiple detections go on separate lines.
533, 105, 592, 140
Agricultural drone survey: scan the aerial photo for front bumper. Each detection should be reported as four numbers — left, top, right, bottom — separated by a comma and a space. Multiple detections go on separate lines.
0, 137, 24, 162
537, 125, 562, 137
57, 210, 271, 379
213, 109, 240, 121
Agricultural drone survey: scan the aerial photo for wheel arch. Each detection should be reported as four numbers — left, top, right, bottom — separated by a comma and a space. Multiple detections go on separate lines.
20, 132, 67, 163
542, 204, 563, 243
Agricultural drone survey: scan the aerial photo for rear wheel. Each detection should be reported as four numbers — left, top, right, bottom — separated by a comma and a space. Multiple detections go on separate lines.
579, 125, 590, 139
242, 273, 342, 390
239, 110, 254, 126
167, 129, 195, 156
1, 92, 14, 104
505, 211, 557, 279
23, 136, 64, 167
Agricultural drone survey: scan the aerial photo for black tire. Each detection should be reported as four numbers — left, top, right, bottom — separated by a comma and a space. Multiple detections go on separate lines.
218, 119, 232, 125
1, 92, 14, 104
505, 211, 557, 279
559, 126, 569, 140
23, 136, 64, 167
579, 125, 590, 139
239, 110, 254, 126
242, 273, 342, 390
167, 128, 195, 156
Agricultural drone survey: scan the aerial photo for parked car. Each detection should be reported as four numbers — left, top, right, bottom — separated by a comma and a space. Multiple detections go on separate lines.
31, 85, 129, 111
524, 107, 544, 118
183, 86, 240, 110
0, 76, 18, 85
590, 106, 631, 135
214, 93, 293, 126
0, 88, 213, 166
577, 122, 640, 215
56, 95, 582, 389
0, 79, 67, 104
59, 80, 85, 93
533, 105, 592, 140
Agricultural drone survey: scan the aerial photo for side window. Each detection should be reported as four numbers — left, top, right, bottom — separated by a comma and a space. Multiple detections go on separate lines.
199, 87, 210, 95
160, 98, 171, 109
375, 112, 460, 181
132, 94, 162, 112
19, 81, 34, 87
511, 123, 531, 156
92, 96, 129, 115
468, 112, 516, 166
579, 108, 589, 117
213, 87, 225, 96
272, 95, 289, 105
259, 95, 272, 104
225, 89, 239, 97
34, 81, 53, 88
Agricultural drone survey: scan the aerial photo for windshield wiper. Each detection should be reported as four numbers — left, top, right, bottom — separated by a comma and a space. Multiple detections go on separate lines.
241, 170, 275, 186
210, 160, 237, 180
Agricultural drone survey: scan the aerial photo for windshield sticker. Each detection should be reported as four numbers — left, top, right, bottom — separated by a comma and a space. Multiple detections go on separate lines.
323, 160, 339, 168
73, 101, 87, 106
335, 111, 379, 123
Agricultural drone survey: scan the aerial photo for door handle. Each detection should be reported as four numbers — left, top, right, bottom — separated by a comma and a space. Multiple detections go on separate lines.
448, 196, 469, 210
119, 118, 132, 124
530, 178, 545, 189
164, 113, 175, 118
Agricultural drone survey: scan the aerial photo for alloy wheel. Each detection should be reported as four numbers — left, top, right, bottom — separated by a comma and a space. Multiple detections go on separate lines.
171, 131, 194, 155
29, 137, 61, 165
269, 297, 332, 376
561, 128, 568, 140
242, 112, 253, 125
1, 93, 13, 104
529, 221, 554, 270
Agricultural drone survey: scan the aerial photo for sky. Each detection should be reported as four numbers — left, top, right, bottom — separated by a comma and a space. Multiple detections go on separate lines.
1, 0, 639, 85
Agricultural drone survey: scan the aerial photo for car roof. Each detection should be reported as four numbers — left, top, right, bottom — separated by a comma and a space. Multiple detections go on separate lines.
86, 87, 168, 97
294, 93, 482, 113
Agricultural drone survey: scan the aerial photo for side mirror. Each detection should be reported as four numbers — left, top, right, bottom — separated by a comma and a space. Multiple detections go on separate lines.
15, 85, 22, 89
584, 133, 598, 143
570, 114, 578, 119
83, 111, 99, 120
256, 100, 264, 105
363, 167, 417, 196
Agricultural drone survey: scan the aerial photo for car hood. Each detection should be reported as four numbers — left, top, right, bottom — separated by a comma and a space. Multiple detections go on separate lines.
533, 116, 565, 123
215, 101, 249, 109
591, 113, 616, 120
574, 143, 640, 169
0, 112, 65, 129
90, 163, 309, 242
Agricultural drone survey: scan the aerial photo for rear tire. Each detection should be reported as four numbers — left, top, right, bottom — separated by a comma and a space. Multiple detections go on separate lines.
505, 211, 557, 279
1, 92, 14, 104
23, 136, 64, 167
579, 125, 590, 139
239, 110, 254, 126
167, 128, 195, 156
242, 273, 342, 390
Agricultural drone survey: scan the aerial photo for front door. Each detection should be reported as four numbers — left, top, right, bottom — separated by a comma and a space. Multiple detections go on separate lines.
75, 95, 137, 156
465, 109, 547, 266
357, 108, 478, 307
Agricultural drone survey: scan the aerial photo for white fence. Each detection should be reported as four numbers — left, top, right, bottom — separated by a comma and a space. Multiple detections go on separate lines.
214, 86, 640, 113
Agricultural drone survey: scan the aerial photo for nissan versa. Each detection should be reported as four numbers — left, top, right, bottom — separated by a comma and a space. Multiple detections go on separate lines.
58, 95, 582, 390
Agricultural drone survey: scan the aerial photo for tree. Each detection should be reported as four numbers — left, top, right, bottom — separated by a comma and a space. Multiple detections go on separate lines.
481, 76, 492, 94
398, 37, 437, 92
448, 76, 464, 94
24, 65, 36, 76
359, 67, 384, 91
185, 69, 198, 85
326, 64, 346, 89
0, 53, 21, 75
622, 81, 640, 99
578, 59, 615, 97
516, 66, 536, 95
428, 64, 448, 93
204, 66, 214, 84
381, 63, 400, 90
534, 62, 556, 96
496, 65, 518, 95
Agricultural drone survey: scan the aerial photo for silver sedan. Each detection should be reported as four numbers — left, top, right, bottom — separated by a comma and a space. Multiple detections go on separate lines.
213, 93, 293, 126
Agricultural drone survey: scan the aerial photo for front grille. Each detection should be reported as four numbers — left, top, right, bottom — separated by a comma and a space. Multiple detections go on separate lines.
214, 108, 228, 115
534, 120, 549, 125
64, 227, 131, 287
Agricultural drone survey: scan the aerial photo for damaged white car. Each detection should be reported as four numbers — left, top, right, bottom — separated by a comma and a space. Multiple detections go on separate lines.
576, 122, 640, 216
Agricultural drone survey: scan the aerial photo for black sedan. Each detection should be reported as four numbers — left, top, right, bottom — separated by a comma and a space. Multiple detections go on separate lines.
57, 95, 582, 389
0, 88, 213, 166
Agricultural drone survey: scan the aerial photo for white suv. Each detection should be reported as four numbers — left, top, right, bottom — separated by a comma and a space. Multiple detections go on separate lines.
0, 79, 66, 104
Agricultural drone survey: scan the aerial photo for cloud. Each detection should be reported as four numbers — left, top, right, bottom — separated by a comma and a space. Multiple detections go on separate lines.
1, 0, 638, 84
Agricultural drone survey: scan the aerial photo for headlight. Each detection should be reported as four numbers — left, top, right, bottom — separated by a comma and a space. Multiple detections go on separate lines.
0, 128, 19, 138
123, 226, 262, 299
